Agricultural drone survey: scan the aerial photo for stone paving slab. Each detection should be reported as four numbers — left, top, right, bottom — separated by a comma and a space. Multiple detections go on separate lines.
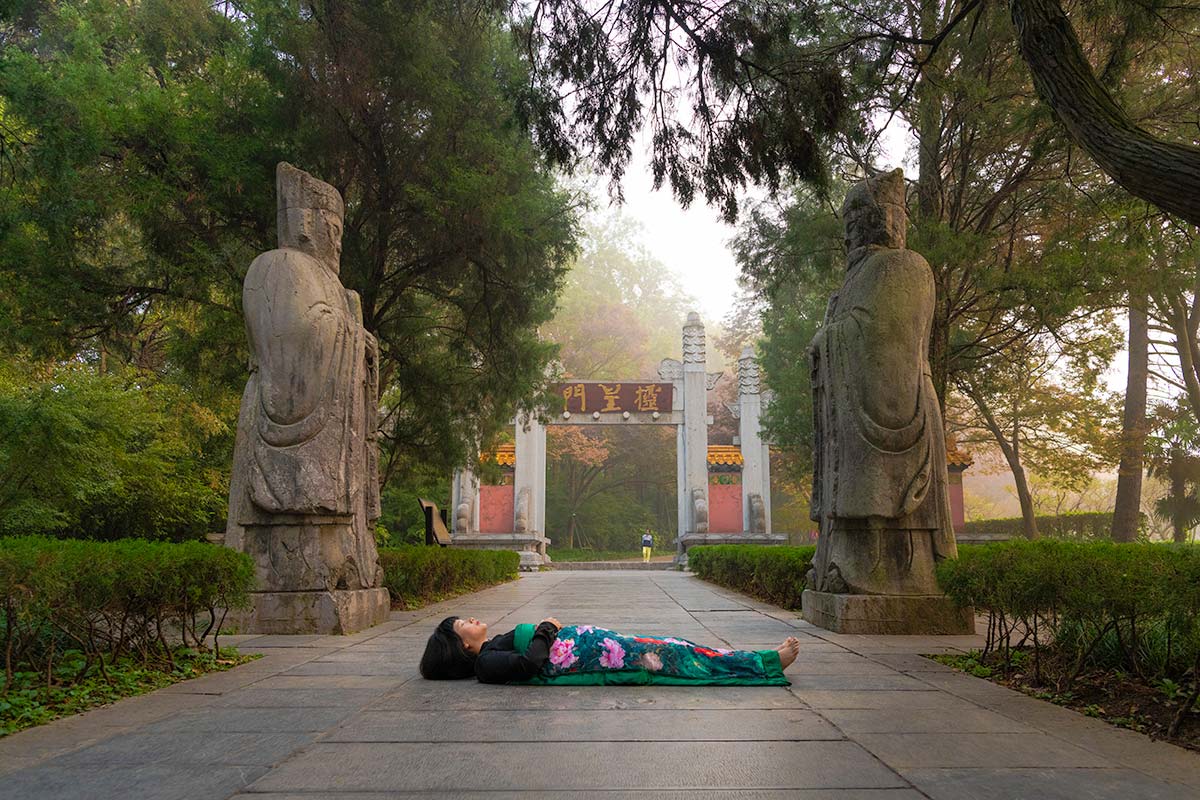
1, 569, 1199, 799
246, 741, 909, 792
375, 682, 808, 711
326, 708, 842, 742
0, 763, 270, 800
819, 706, 1034, 734
142, 707, 357, 734
855, 731, 1112, 769
49, 731, 316, 768
900, 767, 1197, 800
233, 792, 927, 800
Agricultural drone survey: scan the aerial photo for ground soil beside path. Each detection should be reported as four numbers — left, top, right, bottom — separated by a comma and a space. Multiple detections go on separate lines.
2, 570, 1199, 799
935, 649, 1200, 752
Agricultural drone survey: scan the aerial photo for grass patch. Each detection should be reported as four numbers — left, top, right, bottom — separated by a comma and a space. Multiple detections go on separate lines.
547, 547, 648, 562
1, 647, 258, 737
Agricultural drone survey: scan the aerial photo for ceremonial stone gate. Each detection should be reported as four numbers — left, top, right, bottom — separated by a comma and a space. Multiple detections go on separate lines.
450, 313, 786, 568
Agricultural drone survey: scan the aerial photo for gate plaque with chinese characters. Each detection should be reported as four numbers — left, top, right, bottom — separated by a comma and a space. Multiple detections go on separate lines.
556, 382, 674, 414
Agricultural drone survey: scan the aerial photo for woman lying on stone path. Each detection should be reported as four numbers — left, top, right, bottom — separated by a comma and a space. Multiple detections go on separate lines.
419, 616, 800, 686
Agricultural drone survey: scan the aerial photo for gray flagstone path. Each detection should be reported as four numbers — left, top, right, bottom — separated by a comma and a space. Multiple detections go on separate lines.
2, 570, 1200, 798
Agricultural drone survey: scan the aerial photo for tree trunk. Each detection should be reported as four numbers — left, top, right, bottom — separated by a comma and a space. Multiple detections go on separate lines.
1010, 0, 1200, 226
1011, 458, 1040, 540
968, 385, 1040, 539
1171, 447, 1188, 544
1112, 299, 1148, 541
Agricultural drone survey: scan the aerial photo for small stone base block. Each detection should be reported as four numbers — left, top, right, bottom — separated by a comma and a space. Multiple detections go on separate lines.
230, 587, 390, 635
450, 532, 551, 570
802, 590, 974, 635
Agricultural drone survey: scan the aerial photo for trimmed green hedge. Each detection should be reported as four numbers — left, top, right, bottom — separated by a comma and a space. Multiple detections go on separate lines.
688, 545, 816, 610
1, 537, 254, 686
377, 547, 519, 609
938, 542, 1200, 698
959, 511, 1113, 541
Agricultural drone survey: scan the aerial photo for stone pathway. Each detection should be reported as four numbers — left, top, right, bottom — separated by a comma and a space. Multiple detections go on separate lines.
2, 570, 1200, 798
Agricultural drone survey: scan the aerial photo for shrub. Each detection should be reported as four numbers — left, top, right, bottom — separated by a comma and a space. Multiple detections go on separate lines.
689, 545, 816, 610
0, 537, 254, 691
937, 541, 1200, 707
377, 547, 519, 609
958, 511, 1114, 542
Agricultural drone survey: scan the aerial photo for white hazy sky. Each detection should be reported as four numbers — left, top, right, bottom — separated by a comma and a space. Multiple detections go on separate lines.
613, 147, 744, 324
611, 123, 913, 324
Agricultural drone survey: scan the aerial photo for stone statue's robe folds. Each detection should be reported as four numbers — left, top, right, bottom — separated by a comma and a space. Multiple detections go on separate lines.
226, 247, 380, 588
809, 245, 956, 595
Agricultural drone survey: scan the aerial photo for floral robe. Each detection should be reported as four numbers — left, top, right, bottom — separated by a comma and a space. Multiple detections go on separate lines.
519, 625, 789, 686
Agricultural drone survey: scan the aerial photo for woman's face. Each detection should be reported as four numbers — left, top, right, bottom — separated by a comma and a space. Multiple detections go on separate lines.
454, 617, 488, 654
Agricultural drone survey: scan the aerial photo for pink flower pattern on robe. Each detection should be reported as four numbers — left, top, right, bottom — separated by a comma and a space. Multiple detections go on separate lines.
639, 652, 663, 671
549, 638, 578, 669
598, 638, 626, 669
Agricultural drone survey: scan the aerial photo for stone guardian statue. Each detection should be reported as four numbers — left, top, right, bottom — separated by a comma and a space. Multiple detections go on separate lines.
225, 162, 389, 634
803, 169, 970, 633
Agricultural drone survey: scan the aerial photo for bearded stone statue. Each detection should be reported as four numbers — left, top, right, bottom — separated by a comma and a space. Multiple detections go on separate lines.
225, 163, 388, 634
806, 169, 958, 599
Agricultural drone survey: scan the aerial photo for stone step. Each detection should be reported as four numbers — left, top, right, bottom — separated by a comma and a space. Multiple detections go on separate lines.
547, 561, 678, 571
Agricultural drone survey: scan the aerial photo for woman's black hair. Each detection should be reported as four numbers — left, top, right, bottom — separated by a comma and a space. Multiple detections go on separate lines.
420, 616, 477, 680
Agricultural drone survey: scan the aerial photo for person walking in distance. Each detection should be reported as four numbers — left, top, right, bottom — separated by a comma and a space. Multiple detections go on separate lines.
641, 530, 654, 563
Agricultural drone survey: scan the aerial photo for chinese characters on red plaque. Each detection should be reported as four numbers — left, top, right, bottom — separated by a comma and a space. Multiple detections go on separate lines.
556, 382, 674, 414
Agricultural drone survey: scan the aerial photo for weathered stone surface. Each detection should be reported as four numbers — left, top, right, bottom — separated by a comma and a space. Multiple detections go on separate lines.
229, 588, 390, 636
327, 708, 841, 742
231, 792, 928, 800
808, 169, 957, 599
0, 764, 271, 800
902, 768, 1196, 800
802, 590, 974, 635
246, 741, 909, 792
225, 163, 386, 634
820, 706, 1033, 734
448, 532, 551, 569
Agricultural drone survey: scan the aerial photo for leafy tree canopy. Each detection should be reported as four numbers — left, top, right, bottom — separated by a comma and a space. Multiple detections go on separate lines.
0, 0, 580, 524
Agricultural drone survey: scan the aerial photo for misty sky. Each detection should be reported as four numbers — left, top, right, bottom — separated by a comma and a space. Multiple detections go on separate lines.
614, 123, 912, 325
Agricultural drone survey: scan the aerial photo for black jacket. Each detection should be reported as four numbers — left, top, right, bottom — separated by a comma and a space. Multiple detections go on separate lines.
475, 621, 559, 684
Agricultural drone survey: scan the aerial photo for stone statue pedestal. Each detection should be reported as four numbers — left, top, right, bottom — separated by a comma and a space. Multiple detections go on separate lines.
449, 532, 551, 570
231, 587, 390, 635
802, 590, 974, 635
231, 521, 390, 635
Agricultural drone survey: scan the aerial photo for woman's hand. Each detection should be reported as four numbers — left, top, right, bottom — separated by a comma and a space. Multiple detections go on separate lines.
540, 617, 562, 631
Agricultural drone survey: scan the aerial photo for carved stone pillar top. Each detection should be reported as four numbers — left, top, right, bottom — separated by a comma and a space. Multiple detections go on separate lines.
738, 345, 760, 395
682, 311, 705, 364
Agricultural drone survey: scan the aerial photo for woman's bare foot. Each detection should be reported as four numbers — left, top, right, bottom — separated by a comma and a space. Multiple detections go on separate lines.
776, 636, 800, 669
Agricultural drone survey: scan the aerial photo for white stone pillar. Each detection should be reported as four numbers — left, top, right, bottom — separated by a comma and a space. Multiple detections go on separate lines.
682, 312, 709, 534
534, 419, 547, 538
450, 467, 479, 534
738, 346, 772, 533
675, 417, 686, 544
513, 411, 544, 534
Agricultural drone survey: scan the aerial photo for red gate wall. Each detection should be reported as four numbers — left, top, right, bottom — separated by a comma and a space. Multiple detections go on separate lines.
478, 485, 514, 533
708, 483, 743, 534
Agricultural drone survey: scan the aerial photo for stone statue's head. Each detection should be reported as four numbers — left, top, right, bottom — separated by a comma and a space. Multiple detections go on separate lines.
841, 168, 906, 255
276, 162, 345, 271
